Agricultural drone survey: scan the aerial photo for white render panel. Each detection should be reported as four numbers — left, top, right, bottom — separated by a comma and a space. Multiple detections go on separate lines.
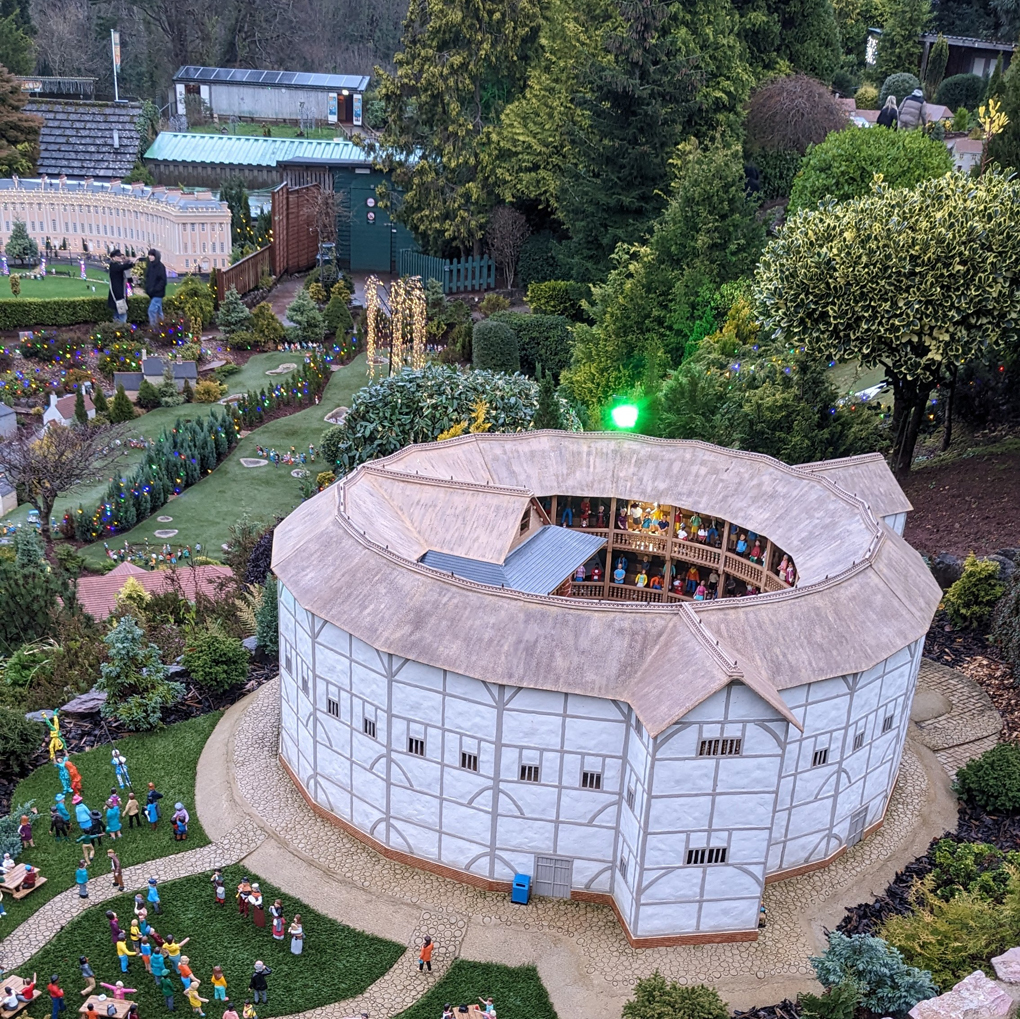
278, 586, 921, 940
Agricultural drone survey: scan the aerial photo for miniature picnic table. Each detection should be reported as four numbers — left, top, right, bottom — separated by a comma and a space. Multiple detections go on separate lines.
0, 976, 42, 1019
80, 996, 135, 1018
0, 864, 47, 899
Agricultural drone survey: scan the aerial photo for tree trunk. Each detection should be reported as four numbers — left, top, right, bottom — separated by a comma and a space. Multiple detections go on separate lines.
941, 366, 957, 452
890, 377, 930, 479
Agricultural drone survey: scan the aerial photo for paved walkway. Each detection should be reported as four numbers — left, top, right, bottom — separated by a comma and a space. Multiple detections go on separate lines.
267, 276, 306, 327
0, 660, 997, 1019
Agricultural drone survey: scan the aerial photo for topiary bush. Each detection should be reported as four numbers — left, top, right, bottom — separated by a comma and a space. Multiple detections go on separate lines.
489, 311, 573, 380
746, 74, 849, 155
182, 625, 250, 693
954, 742, 1020, 814
286, 289, 326, 344
472, 319, 520, 373
927, 838, 1020, 902
479, 293, 510, 317
937, 74, 986, 111
810, 932, 937, 1015
164, 274, 215, 325
0, 706, 44, 777
622, 972, 729, 1019
856, 84, 880, 109
324, 294, 354, 337
517, 231, 559, 289
880, 72, 922, 108
788, 125, 953, 213
942, 554, 1006, 630
320, 364, 580, 473
215, 287, 252, 334
251, 302, 285, 349
526, 280, 591, 320
754, 149, 804, 200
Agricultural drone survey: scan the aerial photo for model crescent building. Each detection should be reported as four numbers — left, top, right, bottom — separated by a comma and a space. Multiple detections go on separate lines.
272, 433, 940, 945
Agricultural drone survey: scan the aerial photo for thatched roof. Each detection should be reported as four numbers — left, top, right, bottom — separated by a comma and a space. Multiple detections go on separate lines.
273, 434, 939, 736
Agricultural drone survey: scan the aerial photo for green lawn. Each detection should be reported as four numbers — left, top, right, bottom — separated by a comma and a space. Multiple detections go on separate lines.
1, 353, 320, 533
395, 961, 559, 1019
0, 271, 183, 301
78, 354, 370, 562
1, 713, 220, 933
189, 123, 341, 139
10, 867, 404, 1017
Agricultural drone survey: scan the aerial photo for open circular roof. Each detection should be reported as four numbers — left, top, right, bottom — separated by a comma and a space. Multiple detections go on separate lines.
273, 433, 939, 736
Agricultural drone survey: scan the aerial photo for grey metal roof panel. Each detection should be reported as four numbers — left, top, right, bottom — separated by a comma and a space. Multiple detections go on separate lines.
420, 527, 605, 595
504, 527, 607, 594
144, 133, 369, 168
0, 404, 15, 418
113, 372, 143, 389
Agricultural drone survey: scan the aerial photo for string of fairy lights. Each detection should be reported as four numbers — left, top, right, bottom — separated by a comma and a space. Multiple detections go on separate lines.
363, 274, 426, 380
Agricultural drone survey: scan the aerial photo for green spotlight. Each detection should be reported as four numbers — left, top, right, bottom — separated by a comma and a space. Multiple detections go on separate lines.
610, 403, 639, 429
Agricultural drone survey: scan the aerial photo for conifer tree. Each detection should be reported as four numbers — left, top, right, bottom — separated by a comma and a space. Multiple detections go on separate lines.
876, 0, 931, 79
136, 378, 160, 411
92, 386, 109, 415
215, 286, 252, 334
73, 388, 88, 425
0, 63, 40, 176
109, 384, 135, 423
531, 365, 564, 430
255, 574, 279, 658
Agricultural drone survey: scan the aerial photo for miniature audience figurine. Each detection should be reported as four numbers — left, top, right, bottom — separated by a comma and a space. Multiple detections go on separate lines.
47, 974, 66, 1019
46, 713, 66, 761
99, 982, 136, 1000
149, 950, 168, 990
164, 935, 189, 972
147, 877, 162, 914
210, 967, 228, 1003
649, 573, 663, 590
612, 559, 626, 585
676, 520, 689, 541
0, 888, 6, 920
139, 938, 153, 974
50, 804, 70, 842
21, 864, 38, 890
735, 533, 749, 556
79, 957, 95, 997
777, 555, 789, 578
106, 802, 122, 840
579, 498, 590, 527
596, 504, 606, 528
75, 860, 89, 898
2, 973, 37, 1010
749, 539, 762, 564
215, 880, 226, 907
124, 793, 141, 829
248, 963, 271, 1006
159, 974, 175, 1011
223, 1007, 240, 1019
147, 783, 164, 821
19, 813, 36, 848
56, 757, 72, 796
269, 901, 285, 941
133, 894, 146, 918
242, 1002, 256, 1019
590, 565, 602, 583
418, 936, 434, 973
694, 582, 708, 601
116, 935, 137, 973
236, 878, 252, 917
209, 869, 223, 891
573, 564, 585, 582
785, 559, 796, 585
108, 850, 124, 892
111, 751, 130, 789
1, 852, 15, 876
107, 789, 121, 809
172, 803, 189, 842
178, 957, 194, 990
64, 758, 82, 797
288, 916, 304, 955
73, 795, 92, 832
635, 570, 648, 588
479, 998, 496, 1014
685, 566, 699, 595
249, 885, 265, 928
53, 794, 71, 824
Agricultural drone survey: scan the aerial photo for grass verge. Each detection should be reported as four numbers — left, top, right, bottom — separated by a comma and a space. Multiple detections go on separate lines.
1, 713, 220, 934
10, 867, 404, 1017
394, 960, 559, 1019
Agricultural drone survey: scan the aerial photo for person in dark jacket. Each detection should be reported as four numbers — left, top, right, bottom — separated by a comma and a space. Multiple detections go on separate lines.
145, 248, 168, 325
877, 94, 898, 129
897, 88, 926, 129
107, 249, 135, 323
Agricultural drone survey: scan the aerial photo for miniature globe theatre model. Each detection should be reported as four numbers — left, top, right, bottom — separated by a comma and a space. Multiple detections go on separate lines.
271, 432, 941, 945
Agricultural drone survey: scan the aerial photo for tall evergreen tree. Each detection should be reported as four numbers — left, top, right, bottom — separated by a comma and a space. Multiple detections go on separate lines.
988, 63, 1020, 174
923, 33, 949, 97
109, 384, 135, 423
371, 0, 543, 255
531, 365, 565, 429
92, 386, 109, 415
0, 63, 40, 176
73, 388, 87, 424
876, 0, 932, 78
556, 0, 704, 273
737, 0, 841, 82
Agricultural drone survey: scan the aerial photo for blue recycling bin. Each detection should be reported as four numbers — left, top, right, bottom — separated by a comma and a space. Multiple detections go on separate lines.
511, 873, 531, 905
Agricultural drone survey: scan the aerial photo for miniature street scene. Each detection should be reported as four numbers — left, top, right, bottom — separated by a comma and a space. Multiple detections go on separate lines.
1, 3, 1020, 1019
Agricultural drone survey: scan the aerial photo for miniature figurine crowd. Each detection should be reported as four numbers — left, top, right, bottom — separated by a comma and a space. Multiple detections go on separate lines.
0, 713, 502, 1019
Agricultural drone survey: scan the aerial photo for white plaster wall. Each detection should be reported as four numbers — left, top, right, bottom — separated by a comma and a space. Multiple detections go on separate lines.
277, 583, 923, 939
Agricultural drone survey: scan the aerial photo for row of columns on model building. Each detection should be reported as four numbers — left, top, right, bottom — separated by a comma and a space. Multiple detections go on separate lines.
539, 495, 797, 602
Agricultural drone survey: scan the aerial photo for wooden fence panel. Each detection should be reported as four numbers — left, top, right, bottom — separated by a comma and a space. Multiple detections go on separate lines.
217, 246, 273, 303
398, 251, 495, 293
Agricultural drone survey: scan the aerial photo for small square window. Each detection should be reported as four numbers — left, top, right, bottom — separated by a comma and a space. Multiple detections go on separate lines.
284, 649, 292, 673
812, 747, 829, 767
460, 751, 478, 772
707, 847, 727, 864
363, 717, 376, 739
327, 698, 339, 718
853, 731, 865, 751
581, 770, 602, 790
882, 714, 895, 733
408, 736, 425, 757
618, 854, 628, 880
520, 764, 540, 783
698, 738, 742, 757
301, 674, 309, 695
686, 847, 706, 865
626, 785, 636, 809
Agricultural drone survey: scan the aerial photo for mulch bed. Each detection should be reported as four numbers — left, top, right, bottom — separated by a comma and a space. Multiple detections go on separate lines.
903, 449, 1020, 558
0, 660, 278, 816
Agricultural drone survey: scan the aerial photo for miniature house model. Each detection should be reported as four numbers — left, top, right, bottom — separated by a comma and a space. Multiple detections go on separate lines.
272, 433, 940, 945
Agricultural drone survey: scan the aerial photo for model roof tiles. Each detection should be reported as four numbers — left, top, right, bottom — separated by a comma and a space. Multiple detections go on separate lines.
273, 433, 939, 737
24, 100, 143, 179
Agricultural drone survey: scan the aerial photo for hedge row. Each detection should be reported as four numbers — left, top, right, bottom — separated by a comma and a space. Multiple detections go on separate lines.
0, 295, 149, 330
